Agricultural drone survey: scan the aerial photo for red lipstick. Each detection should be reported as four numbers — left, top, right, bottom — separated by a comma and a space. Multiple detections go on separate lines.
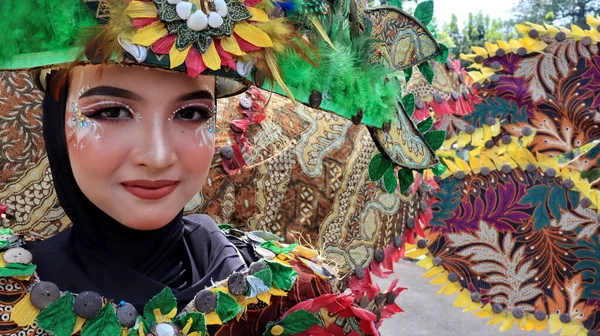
121, 180, 179, 200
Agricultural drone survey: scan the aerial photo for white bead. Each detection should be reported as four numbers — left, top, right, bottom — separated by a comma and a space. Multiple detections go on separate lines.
187, 10, 208, 31
239, 97, 253, 109
155, 324, 175, 336
176, 1, 193, 20
167, 0, 181, 4
207, 12, 224, 28
214, 0, 228, 17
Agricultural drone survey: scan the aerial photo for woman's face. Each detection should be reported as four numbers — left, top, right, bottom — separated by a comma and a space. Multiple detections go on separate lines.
66, 65, 215, 230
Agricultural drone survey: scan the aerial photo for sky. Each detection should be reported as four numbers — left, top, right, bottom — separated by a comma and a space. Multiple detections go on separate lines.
433, 0, 519, 26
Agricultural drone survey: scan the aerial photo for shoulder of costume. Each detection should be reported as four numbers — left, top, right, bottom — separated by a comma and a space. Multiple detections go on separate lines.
0, 227, 395, 335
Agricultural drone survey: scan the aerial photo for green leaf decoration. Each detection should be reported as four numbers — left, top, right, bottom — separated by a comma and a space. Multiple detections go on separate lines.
397, 169, 415, 194
215, 291, 243, 323
248, 230, 282, 241
143, 287, 177, 327
430, 178, 462, 228
369, 152, 393, 182
174, 312, 207, 335
519, 184, 580, 231
37, 293, 77, 336
253, 268, 273, 288
383, 167, 398, 193
432, 163, 447, 176
218, 223, 234, 231
277, 310, 321, 335
260, 241, 298, 255
266, 261, 298, 291
0, 262, 36, 277
414, 0, 434, 25
424, 130, 446, 150
404, 67, 413, 84
401, 93, 415, 117
81, 304, 121, 336
418, 62, 435, 84
417, 117, 433, 133
436, 43, 449, 63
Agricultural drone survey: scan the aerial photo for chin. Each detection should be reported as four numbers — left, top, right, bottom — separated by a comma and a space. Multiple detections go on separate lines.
115, 208, 183, 231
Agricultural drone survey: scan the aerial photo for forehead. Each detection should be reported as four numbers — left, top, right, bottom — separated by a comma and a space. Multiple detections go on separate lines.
69, 65, 215, 97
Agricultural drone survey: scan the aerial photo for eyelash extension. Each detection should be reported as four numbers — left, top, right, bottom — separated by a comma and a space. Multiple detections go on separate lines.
80, 101, 136, 119
172, 104, 215, 121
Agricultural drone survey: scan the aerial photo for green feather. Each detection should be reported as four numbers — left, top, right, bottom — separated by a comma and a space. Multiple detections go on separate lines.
0, 0, 97, 62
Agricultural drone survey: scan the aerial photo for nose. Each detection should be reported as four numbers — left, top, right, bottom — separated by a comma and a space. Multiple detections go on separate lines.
130, 118, 177, 171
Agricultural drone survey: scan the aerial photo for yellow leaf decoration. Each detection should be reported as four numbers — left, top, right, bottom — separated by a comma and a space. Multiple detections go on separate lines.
132, 21, 168, 47
234, 22, 274, 47
10, 293, 40, 326
221, 36, 247, 56
202, 42, 222, 70
169, 43, 192, 69
247, 7, 270, 22
125, 0, 159, 18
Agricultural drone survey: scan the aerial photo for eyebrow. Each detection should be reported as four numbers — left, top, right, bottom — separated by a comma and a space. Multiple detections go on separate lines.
177, 90, 214, 102
79, 86, 143, 101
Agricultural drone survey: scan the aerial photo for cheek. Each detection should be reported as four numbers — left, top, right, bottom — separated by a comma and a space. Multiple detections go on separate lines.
176, 132, 215, 184
68, 128, 130, 189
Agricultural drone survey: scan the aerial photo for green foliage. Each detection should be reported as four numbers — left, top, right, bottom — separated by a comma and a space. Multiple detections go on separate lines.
143, 287, 177, 327
414, 1, 434, 26
511, 0, 600, 29
254, 268, 273, 288
37, 293, 77, 336
369, 152, 394, 181
81, 305, 122, 336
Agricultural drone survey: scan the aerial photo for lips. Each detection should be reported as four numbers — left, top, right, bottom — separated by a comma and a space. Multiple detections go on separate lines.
121, 180, 179, 200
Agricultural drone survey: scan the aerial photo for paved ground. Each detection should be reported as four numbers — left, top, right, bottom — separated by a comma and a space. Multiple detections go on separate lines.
377, 260, 529, 336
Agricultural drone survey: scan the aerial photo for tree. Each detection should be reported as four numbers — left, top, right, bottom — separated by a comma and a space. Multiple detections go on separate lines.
511, 0, 600, 28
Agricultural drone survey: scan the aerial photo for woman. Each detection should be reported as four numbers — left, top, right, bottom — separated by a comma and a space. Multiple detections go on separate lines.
29, 64, 246, 309
0, 0, 430, 334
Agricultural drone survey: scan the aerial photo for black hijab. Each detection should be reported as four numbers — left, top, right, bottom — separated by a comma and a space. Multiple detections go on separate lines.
28, 72, 214, 309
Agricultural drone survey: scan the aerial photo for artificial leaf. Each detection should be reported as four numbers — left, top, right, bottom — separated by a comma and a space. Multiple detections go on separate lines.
404, 67, 413, 84
397, 169, 415, 194
266, 261, 298, 291
37, 293, 77, 336
432, 163, 447, 176
369, 152, 393, 181
260, 241, 297, 255
436, 43, 449, 63
0, 263, 36, 277
174, 312, 206, 335
253, 268, 273, 288
278, 310, 321, 335
387, 0, 403, 9
383, 167, 398, 193
417, 117, 433, 133
218, 223, 234, 231
414, 0, 434, 26
424, 130, 446, 150
81, 304, 121, 336
143, 287, 177, 326
418, 62, 435, 84
401, 93, 415, 117
245, 275, 271, 297
215, 291, 242, 323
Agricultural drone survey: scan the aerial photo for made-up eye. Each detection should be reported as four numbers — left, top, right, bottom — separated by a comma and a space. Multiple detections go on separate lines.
175, 105, 213, 122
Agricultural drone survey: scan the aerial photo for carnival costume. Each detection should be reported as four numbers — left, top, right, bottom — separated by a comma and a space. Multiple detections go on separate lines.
0, 0, 450, 335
